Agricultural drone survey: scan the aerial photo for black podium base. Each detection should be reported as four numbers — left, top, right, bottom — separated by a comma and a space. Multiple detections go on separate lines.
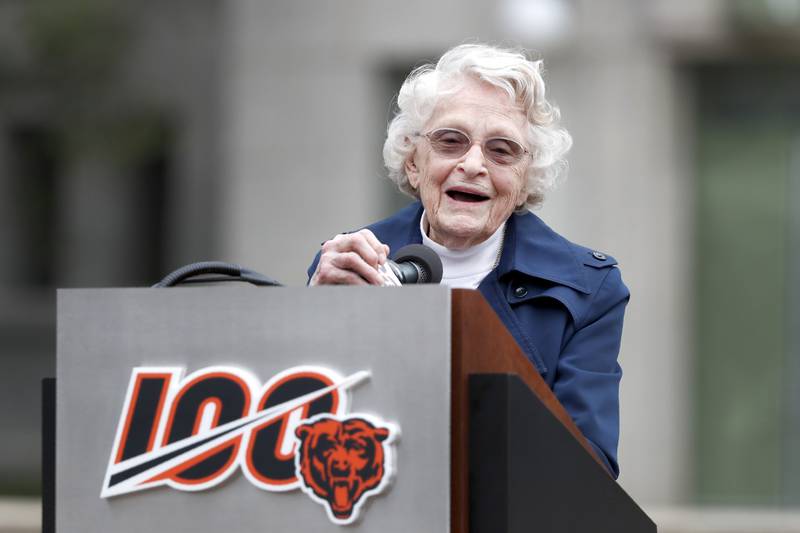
469, 374, 656, 533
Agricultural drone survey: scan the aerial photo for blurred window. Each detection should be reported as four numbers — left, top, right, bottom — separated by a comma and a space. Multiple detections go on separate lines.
4, 124, 59, 286
0, 115, 173, 495
693, 63, 800, 506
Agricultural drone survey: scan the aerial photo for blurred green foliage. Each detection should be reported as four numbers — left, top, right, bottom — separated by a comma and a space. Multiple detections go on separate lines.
24, 0, 132, 90
11, 0, 169, 169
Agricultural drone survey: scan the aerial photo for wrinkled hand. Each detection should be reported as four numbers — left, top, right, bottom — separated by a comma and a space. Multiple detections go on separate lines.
309, 229, 390, 286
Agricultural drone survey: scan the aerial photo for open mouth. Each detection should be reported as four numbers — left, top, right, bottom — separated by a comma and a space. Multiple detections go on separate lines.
332, 480, 351, 511
446, 190, 489, 203
330, 477, 359, 514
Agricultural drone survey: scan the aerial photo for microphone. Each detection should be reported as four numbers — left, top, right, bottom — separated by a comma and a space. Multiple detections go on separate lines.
383, 244, 443, 285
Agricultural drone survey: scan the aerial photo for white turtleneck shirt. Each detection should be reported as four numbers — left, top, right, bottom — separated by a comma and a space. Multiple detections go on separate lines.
420, 211, 505, 289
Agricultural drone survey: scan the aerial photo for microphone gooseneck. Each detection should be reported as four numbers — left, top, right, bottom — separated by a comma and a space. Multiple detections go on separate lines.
152, 261, 283, 287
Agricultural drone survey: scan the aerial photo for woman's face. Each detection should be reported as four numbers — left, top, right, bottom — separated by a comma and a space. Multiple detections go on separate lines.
406, 78, 529, 250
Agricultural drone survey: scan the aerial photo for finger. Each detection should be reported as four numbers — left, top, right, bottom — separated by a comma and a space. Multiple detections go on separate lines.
311, 255, 371, 286
312, 268, 370, 286
331, 251, 384, 285
325, 232, 383, 268
355, 229, 388, 264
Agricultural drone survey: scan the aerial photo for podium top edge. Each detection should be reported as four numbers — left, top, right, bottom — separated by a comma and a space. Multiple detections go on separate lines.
56, 286, 470, 293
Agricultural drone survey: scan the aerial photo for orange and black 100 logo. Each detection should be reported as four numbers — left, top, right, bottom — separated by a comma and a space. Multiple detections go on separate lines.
101, 366, 399, 525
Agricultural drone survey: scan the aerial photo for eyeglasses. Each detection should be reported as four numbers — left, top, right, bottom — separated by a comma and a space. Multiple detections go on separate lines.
415, 128, 531, 167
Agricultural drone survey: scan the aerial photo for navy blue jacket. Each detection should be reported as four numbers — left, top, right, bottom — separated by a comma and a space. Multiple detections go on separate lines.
308, 202, 629, 477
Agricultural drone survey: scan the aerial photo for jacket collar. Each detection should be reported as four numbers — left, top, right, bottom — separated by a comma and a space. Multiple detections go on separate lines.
391, 202, 591, 294
496, 211, 591, 294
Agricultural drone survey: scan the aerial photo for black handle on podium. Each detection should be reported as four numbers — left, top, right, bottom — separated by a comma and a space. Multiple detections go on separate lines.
42, 377, 56, 533
152, 261, 282, 287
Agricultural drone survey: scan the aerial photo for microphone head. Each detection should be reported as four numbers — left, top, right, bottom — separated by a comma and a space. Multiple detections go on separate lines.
391, 244, 443, 284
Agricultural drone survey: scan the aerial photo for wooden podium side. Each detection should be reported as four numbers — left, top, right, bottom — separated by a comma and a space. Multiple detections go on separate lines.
450, 289, 655, 533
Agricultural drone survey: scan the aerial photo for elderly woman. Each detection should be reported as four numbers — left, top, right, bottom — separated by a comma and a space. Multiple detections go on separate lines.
308, 44, 628, 478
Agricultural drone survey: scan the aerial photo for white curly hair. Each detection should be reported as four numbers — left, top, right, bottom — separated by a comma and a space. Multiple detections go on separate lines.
382, 43, 572, 210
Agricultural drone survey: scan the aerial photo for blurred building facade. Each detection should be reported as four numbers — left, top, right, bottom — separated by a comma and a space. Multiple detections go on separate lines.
2, 0, 800, 530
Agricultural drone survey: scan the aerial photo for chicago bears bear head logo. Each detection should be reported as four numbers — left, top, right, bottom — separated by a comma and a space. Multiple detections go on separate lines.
294, 414, 397, 524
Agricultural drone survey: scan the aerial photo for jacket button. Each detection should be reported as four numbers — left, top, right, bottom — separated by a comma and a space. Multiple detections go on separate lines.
513, 286, 528, 298
591, 251, 607, 261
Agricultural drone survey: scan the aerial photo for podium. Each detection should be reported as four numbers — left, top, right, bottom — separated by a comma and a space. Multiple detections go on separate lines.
52, 287, 655, 532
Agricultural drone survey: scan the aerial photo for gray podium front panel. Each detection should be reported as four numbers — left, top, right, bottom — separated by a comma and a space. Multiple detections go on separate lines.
57, 286, 451, 533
